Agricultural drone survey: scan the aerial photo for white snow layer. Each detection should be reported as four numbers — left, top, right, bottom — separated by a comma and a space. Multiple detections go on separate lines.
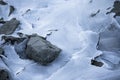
0, 0, 120, 80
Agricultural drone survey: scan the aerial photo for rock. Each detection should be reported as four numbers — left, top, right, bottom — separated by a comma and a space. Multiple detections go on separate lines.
0, 20, 6, 24
0, 47, 4, 56
106, 1, 120, 17
1, 35, 26, 45
25, 35, 61, 65
90, 9, 100, 17
0, 69, 10, 80
17, 32, 24, 37
91, 59, 104, 67
91, 51, 120, 69
0, 18, 20, 35
0, 0, 7, 5
89, 0, 93, 3
0, 18, 6, 24
8, 5, 15, 16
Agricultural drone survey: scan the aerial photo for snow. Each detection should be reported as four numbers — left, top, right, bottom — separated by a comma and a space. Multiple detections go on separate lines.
0, 0, 120, 80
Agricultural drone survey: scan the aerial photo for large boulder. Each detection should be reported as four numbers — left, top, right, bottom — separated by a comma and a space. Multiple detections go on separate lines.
0, 68, 10, 80
25, 35, 61, 65
0, 18, 20, 35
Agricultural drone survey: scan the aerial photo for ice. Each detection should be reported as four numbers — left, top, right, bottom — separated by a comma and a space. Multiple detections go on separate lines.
0, 0, 120, 80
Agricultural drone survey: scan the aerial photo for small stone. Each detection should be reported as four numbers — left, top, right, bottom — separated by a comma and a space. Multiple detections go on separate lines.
90, 10, 100, 17
8, 5, 15, 16
0, 18, 20, 35
91, 59, 104, 67
0, 17, 6, 24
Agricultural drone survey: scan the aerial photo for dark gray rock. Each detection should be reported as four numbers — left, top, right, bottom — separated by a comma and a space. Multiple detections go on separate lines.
25, 35, 61, 65
90, 9, 100, 17
0, 18, 20, 35
17, 32, 24, 37
1, 35, 26, 45
9, 5, 15, 16
0, 0, 7, 5
0, 18, 6, 24
91, 59, 103, 67
106, 1, 120, 18
0, 47, 4, 56
0, 69, 10, 80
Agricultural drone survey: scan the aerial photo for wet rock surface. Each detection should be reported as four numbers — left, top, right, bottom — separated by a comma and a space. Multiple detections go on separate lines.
0, 18, 20, 35
25, 35, 61, 65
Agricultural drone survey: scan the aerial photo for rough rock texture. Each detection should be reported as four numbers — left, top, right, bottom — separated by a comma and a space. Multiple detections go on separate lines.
25, 35, 61, 65
0, 69, 10, 80
0, 18, 20, 35
0, 47, 4, 56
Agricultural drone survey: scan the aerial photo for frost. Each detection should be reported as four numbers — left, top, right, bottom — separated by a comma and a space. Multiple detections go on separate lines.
0, 0, 120, 80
